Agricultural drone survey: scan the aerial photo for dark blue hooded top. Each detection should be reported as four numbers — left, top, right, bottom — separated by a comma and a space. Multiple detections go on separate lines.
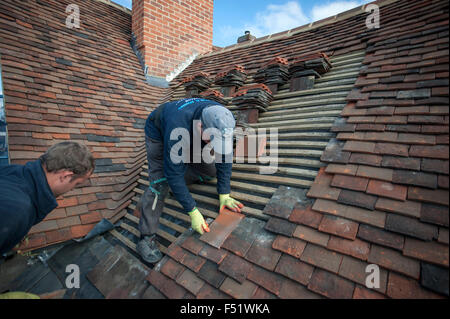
0, 160, 58, 255
145, 98, 233, 213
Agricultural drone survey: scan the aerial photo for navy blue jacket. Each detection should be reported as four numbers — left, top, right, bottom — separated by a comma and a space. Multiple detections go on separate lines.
145, 98, 232, 213
0, 160, 58, 254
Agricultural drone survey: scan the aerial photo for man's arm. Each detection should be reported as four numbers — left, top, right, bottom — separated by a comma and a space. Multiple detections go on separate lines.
163, 142, 209, 234
165, 168, 197, 213
163, 139, 196, 213
215, 161, 232, 195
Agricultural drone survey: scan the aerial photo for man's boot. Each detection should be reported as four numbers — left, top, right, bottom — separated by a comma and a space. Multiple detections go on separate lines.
136, 234, 162, 264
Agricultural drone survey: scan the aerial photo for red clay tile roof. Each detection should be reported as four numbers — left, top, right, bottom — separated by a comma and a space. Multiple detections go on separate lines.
0, 0, 167, 250
141, 0, 449, 299
0, 0, 448, 299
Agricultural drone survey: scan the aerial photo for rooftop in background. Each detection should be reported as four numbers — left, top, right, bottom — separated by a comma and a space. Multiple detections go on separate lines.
212, 0, 373, 47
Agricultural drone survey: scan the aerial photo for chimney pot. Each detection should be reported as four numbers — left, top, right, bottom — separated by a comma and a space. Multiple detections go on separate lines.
237, 31, 256, 44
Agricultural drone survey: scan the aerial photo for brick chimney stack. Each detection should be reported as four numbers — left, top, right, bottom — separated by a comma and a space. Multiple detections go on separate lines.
132, 0, 214, 87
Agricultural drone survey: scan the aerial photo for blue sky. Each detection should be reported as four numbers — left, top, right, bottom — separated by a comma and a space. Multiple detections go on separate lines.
111, 0, 370, 47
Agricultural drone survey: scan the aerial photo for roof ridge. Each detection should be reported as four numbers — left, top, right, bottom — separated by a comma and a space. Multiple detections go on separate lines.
201, 0, 399, 59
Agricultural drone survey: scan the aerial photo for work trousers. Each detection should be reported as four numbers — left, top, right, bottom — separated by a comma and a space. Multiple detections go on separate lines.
138, 135, 217, 237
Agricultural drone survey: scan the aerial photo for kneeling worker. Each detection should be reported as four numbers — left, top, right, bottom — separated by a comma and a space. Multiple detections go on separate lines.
137, 98, 244, 263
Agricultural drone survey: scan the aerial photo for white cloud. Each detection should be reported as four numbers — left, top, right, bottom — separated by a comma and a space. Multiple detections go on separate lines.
215, 0, 371, 46
311, 1, 366, 21
245, 1, 309, 38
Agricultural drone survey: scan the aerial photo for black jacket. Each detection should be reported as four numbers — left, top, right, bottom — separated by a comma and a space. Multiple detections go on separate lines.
0, 160, 58, 254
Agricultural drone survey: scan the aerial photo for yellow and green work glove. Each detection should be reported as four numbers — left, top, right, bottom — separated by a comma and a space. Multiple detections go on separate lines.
219, 194, 244, 214
189, 207, 210, 235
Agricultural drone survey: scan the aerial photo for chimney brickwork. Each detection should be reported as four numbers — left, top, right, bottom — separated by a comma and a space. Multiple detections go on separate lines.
132, 0, 214, 87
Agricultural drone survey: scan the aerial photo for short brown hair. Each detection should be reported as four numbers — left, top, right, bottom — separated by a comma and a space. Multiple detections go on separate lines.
40, 141, 95, 178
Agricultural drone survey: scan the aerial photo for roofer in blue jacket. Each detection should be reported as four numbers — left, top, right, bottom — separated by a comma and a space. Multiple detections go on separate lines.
0, 142, 94, 256
137, 98, 244, 264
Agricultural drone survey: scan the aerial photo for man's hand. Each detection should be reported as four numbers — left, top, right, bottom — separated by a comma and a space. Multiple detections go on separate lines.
189, 207, 210, 235
219, 194, 244, 214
